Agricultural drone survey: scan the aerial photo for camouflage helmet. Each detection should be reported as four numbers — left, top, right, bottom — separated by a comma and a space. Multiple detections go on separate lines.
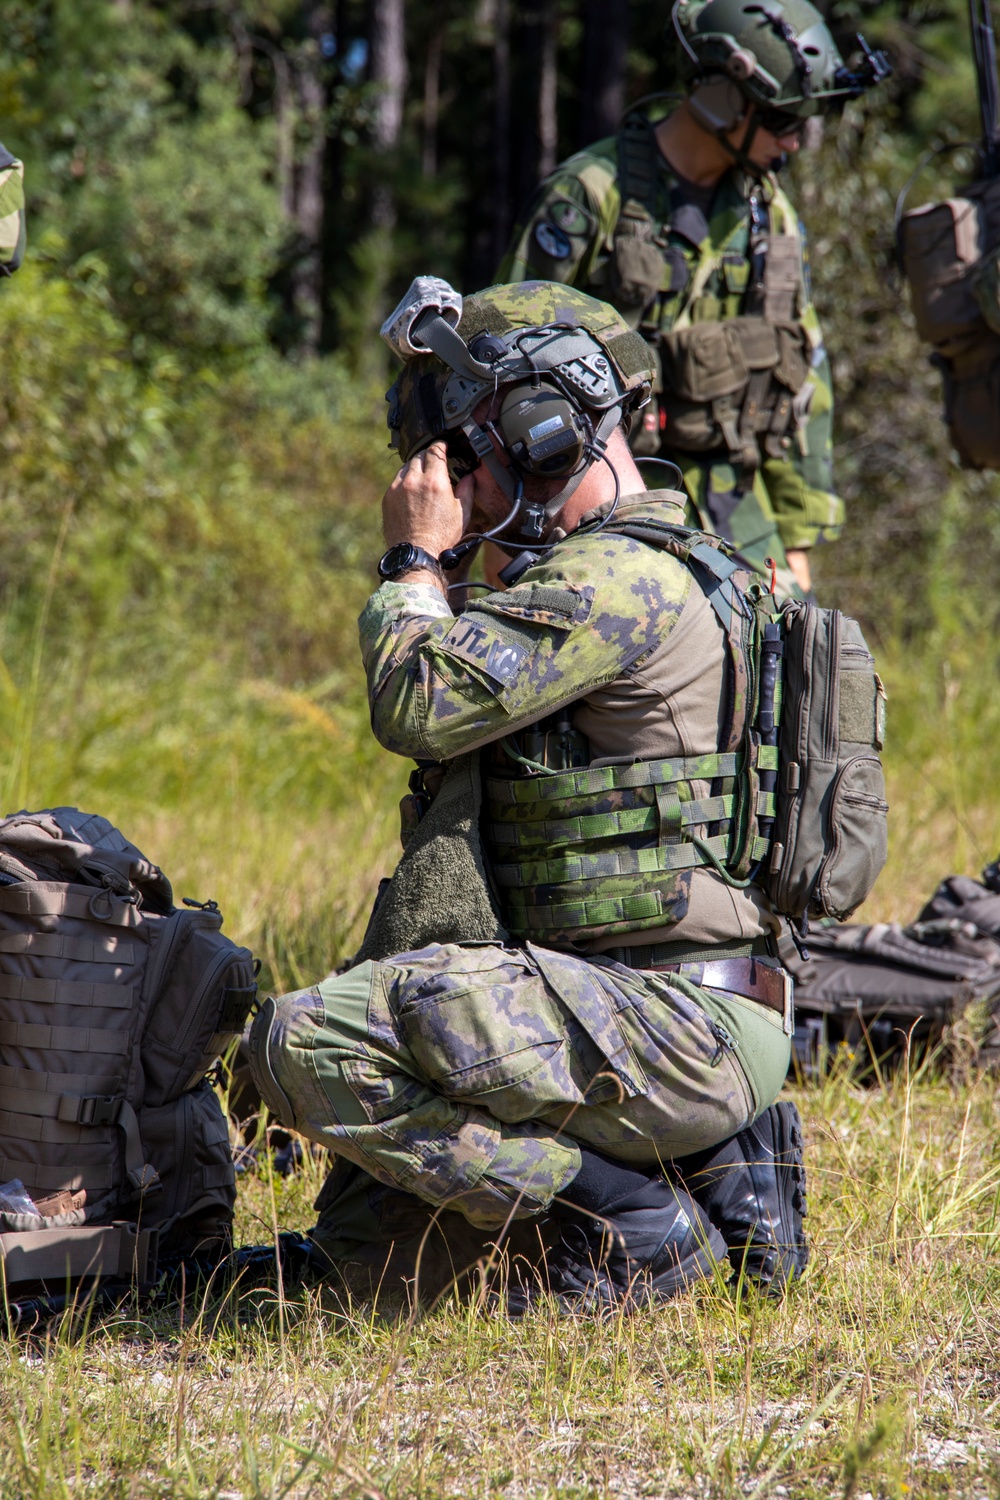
673, 0, 890, 117
383, 278, 653, 465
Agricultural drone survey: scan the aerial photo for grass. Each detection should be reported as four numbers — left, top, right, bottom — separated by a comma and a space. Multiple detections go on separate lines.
2, 1061, 1000, 1498
1, 294, 1000, 1492
1, 622, 999, 1497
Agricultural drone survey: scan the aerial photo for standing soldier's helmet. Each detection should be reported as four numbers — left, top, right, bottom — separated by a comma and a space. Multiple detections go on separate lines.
673, 0, 891, 127
0, 142, 26, 277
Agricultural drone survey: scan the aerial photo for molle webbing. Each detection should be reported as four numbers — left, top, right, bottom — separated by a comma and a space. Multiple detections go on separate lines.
483, 521, 780, 948
485, 747, 776, 944
0, 903, 150, 1203
618, 112, 660, 219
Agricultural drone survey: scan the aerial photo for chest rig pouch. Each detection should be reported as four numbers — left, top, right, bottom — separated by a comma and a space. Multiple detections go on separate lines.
899, 176, 1000, 470
483, 521, 888, 951
658, 318, 810, 485
612, 116, 812, 482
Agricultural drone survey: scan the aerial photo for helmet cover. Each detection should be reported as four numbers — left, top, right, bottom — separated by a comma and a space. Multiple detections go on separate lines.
384, 280, 653, 463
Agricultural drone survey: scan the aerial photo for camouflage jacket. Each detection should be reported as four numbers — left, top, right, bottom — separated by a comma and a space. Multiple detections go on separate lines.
498, 125, 842, 569
0, 144, 25, 276
360, 488, 774, 951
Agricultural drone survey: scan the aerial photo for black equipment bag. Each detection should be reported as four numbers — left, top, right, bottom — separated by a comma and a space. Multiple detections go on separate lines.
782, 856, 1000, 1076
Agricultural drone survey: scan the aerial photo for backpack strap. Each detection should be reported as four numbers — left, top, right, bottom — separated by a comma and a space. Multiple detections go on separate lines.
618, 111, 661, 218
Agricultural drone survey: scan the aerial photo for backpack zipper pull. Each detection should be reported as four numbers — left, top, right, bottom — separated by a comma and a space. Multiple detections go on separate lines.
182, 897, 220, 913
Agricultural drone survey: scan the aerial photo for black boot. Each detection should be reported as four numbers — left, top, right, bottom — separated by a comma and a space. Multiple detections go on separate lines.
674, 1101, 808, 1297
510, 1148, 727, 1314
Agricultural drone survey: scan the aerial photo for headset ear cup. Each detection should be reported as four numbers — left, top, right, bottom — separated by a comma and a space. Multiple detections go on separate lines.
497, 383, 587, 477
688, 76, 747, 133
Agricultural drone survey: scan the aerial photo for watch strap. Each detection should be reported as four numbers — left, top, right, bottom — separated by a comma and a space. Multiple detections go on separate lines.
378, 543, 444, 581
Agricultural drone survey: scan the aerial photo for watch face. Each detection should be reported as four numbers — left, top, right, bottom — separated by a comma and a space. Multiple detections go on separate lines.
378, 542, 418, 580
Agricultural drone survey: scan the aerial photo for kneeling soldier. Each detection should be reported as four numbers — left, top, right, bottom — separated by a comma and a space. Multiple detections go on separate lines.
250, 278, 808, 1310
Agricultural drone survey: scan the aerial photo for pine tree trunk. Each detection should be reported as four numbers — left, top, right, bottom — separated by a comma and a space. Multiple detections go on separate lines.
423, 29, 444, 180
371, 0, 407, 232
580, 0, 629, 147
493, 0, 512, 266
537, 0, 559, 180
291, 5, 329, 354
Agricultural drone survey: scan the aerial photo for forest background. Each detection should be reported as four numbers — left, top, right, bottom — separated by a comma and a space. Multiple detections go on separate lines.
0, 0, 999, 984
2, 6, 1000, 1499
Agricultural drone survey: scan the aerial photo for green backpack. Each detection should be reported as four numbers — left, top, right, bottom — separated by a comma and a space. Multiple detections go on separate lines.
602, 523, 889, 926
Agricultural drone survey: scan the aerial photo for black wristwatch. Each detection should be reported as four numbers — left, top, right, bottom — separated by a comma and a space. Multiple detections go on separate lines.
377, 542, 443, 581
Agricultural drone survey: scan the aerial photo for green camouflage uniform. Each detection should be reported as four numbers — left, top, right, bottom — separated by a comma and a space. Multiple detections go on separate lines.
0, 145, 25, 276
498, 130, 841, 589
249, 491, 791, 1242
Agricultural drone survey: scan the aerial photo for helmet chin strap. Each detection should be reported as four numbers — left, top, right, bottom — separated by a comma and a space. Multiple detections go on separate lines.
713, 107, 767, 180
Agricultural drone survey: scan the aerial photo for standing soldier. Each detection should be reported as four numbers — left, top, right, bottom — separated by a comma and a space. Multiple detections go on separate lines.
0, 142, 25, 278
499, 0, 890, 596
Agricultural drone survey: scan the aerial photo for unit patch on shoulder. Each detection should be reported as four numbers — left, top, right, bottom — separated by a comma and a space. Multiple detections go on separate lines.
534, 222, 572, 261
439, 618, 529, 689
550, 197, 595, 238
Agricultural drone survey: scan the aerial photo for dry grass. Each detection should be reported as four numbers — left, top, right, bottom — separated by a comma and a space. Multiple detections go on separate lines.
2, 1063, 1000, 1499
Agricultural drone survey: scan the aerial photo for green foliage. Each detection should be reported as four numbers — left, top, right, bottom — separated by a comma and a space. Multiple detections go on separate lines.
1, 0, 287, 365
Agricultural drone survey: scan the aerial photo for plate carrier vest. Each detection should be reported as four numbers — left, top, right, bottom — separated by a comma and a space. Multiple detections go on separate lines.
608, 113, 814, 483
483, 521, 887, 950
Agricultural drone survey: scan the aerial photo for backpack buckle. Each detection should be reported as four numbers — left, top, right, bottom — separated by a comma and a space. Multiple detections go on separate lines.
61, 1094, 123, 1127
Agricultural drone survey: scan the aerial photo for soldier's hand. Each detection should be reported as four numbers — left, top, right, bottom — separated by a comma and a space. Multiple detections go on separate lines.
382, 442, 472, 558
785, 549, 812, 594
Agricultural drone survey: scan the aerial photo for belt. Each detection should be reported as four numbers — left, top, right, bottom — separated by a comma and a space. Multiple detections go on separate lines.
608, 949, 793, 1033
648, 957, 789, 1018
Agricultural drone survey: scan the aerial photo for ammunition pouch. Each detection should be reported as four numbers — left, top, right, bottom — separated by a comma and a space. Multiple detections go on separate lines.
658, 317, 811, 484
899, 177, 1000, 469
609, 220, 668, 311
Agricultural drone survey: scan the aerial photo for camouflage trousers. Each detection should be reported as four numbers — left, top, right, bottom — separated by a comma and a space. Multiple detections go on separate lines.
248, 941, 791, 1231
678, 455, 805, 598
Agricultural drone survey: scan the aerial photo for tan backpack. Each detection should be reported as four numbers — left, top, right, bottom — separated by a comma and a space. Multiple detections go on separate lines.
0, 809, 257, 1291
899, 175, 1000, 469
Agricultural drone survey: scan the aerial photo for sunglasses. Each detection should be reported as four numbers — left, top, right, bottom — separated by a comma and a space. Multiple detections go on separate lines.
755, 109, 809, 140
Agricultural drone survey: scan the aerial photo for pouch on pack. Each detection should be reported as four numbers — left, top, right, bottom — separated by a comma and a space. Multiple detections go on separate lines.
607, 522, 888, 926
763, 602, 888, 924
0, 808, 257, 1292
899, 176, 1000, 468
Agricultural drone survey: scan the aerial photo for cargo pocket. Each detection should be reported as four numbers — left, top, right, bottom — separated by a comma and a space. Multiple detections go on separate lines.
397, 978, 580, 1123
817, 756, 889, 919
